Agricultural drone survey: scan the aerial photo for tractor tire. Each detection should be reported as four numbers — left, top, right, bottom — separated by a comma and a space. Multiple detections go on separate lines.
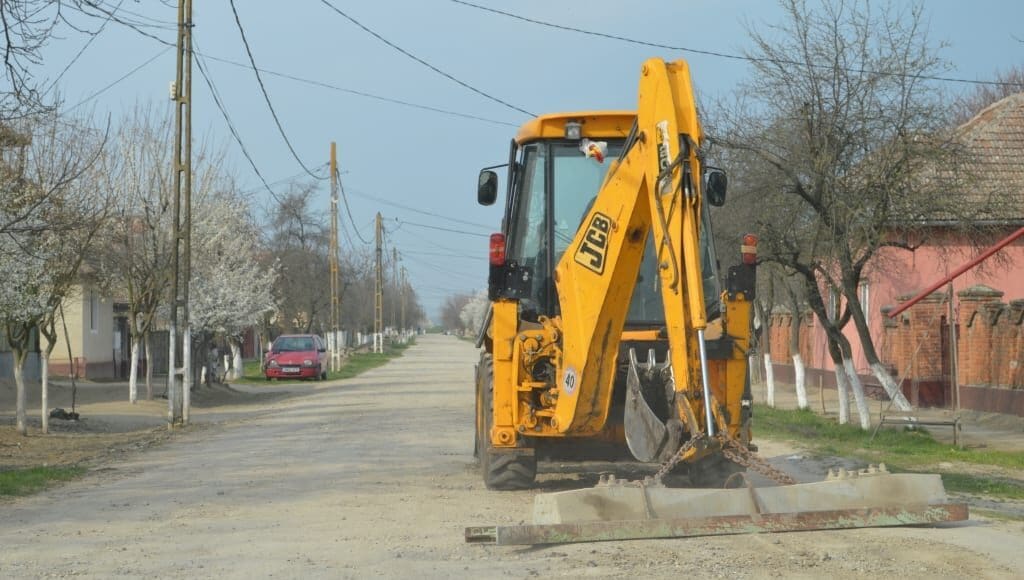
476, 354, 536, 490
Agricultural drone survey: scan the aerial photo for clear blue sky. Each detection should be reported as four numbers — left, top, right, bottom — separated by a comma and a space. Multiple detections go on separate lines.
37, 0, 1024, 321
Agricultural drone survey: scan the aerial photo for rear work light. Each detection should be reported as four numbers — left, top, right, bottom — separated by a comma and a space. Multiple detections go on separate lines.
741, 233, 758, 265
489, 233, 506, 266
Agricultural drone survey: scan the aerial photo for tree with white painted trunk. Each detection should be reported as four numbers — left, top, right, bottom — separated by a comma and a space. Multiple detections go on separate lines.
712, 0, 1009, 418
91, 107, 178, 403
753, 282, 775, 408
779, 274, 809, 410
0, 112, 107, 434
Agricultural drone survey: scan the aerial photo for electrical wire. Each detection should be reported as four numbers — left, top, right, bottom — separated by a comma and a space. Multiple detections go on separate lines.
405, 258, 483, 283
194, 46, 285, 205
71, 1, 176, 47
346, 187, 492, 231
228, 0, 325, 180
237, 164, 329, 198
402, 249, 486, 261
48, 0, 126, 93
337, 167, 372, 245
198, 52, 519, 128
317, 0, 534, 117
394, 219, 491, 238
65, 47, 171, 111
69, 3, 520, 128
391, 231, 472, 255
451, 0, 1024, 89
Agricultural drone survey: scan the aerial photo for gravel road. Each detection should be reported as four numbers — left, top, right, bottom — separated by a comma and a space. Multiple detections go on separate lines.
1, 334, 1022, 579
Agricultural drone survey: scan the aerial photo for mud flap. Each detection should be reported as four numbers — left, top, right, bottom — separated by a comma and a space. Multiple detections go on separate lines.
624, 348, 678, 462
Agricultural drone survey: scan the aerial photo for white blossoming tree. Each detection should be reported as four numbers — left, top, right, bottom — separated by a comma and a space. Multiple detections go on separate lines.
459, 290, 489, 337
189, 191, 276, 381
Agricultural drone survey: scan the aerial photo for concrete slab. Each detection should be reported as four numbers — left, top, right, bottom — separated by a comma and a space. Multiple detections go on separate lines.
534, 468, 950, 525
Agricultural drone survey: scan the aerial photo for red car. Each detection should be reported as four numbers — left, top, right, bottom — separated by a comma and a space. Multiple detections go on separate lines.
264, 334, 328, 381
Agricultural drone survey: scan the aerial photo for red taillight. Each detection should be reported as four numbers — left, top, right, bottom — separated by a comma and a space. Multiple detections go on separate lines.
741, 233, 758, 266
489, 233, 506, 266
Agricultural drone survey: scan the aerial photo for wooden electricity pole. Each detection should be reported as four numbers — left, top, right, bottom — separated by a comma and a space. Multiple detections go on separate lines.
329, 142, 341, 371
374, 212, 384, 353
168, 0, 193, 427
392, 247, 399, 330
400, 266, 407, 333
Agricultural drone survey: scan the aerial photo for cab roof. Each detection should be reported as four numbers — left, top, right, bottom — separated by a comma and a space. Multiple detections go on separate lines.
515, 111, 636, 145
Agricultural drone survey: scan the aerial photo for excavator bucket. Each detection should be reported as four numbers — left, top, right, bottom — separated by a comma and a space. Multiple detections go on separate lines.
624, 348, 677, 463
466, 465, 968, 545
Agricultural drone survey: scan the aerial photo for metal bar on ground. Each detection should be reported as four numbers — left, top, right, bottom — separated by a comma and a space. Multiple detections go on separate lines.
465, 503, 968, 546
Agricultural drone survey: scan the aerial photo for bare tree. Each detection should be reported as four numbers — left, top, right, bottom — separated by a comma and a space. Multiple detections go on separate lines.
950, 65, 1024, 126
714, 0, 1006, 423
265, 183, 331, 334
440, 293, 472, 333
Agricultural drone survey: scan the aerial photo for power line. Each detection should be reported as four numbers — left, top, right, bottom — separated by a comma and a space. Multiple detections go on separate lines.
406, 258, 483, 283
403, 249, 486, 261
194, 47, 285, 205
395, 219, 490, 238
450, 0, 1024, 89
71, 2, 521, 128
317, 0, 535, 117
71, 1, 176, 47
228, 0, 325, 180
391, 230, 471, 255
66, 47, 171, 111
237, 164, 328, 198
49, 0, 126, 93
199, 52, 519, 128
337, 167, 372, 245
346, 187, 492, 231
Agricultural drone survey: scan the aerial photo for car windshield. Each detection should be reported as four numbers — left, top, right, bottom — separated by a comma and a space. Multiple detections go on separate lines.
275, 337, 314, 352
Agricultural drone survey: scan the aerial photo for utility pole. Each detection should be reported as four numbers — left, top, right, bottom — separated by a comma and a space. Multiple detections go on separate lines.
374, 212, 384, 353
168, 0, 193, 428
400, 266, 407, 333
392, 247, 399, 331
328, 142, 341, 371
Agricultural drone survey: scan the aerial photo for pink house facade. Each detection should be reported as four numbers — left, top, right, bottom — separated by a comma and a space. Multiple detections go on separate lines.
769, 93, 1024, 416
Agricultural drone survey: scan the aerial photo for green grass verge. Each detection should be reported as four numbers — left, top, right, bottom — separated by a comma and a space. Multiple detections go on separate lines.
232, 339, 414, 385
754, 405, 1024, 499
0, 466, 87, 496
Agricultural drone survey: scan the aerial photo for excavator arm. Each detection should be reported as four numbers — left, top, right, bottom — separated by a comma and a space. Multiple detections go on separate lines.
552, 59, 718, 450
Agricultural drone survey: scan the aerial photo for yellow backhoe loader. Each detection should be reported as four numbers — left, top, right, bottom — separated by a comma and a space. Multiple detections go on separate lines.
468, 58, 965, 545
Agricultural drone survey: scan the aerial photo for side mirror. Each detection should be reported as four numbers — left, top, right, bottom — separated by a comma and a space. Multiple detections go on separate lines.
478, 170, 498, 206
705, 168, 727, 207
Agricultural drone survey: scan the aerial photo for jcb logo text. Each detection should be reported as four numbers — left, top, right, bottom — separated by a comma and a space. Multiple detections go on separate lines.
574, 212, 611, 275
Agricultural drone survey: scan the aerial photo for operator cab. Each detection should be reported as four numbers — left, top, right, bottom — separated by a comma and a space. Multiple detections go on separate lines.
479, 112, 725, 327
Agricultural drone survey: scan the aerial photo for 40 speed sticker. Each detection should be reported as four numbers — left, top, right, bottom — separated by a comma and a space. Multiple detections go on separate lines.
562, 366, 579, 396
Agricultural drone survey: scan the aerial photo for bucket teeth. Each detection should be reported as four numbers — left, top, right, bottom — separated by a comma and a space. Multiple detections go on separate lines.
624, 347, 674, 463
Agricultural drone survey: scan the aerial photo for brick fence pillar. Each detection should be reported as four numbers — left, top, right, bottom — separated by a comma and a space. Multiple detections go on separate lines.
958, 285, 1005, 386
